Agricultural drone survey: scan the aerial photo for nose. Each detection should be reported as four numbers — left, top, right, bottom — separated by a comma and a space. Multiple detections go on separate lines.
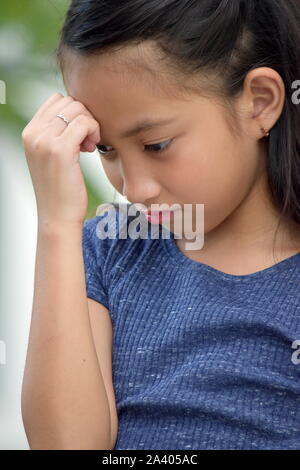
121, 164, 161, 206
122, 179, 161, 207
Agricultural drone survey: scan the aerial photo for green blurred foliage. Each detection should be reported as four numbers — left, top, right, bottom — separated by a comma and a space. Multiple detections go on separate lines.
1, 0, 108, 220
1, 0, 67, 52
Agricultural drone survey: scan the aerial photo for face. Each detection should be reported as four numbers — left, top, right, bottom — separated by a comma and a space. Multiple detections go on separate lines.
63, 46, 273, 248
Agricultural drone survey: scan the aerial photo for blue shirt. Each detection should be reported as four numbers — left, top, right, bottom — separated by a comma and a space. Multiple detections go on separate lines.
82, 202, 300, 450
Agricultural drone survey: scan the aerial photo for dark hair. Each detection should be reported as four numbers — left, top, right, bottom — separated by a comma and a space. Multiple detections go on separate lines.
55, 0, 300, 256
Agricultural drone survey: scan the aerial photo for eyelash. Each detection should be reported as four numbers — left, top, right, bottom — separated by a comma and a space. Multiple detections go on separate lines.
96, 139, 173, 157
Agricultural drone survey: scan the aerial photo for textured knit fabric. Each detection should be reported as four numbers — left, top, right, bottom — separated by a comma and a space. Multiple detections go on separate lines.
82, 202, 300, 450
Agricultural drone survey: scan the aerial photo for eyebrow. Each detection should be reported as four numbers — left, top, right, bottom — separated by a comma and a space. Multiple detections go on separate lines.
119, 116, 179, 138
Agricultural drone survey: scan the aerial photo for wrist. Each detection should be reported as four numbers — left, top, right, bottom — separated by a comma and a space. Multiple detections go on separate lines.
37, 219, 84, 237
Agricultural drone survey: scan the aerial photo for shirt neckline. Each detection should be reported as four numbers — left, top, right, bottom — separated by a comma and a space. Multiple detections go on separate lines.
161, 227, 300, 282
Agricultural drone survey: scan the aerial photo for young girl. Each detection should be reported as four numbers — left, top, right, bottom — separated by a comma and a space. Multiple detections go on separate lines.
21, 0, 300, 450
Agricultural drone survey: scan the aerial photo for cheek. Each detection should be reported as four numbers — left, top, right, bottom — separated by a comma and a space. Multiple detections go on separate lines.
171, 140, 256, 231
168, 140, 238, 198
203, 161, 257, 232
100, 159, 123, 192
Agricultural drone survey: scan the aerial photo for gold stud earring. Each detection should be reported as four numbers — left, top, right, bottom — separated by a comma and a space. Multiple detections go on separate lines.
260, 127, 270, 138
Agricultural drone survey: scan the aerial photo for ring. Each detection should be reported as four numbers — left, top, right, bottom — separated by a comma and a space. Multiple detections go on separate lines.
56, 113, 70, 125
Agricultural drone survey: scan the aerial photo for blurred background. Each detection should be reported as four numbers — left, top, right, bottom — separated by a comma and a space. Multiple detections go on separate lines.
0, 0, 124, 449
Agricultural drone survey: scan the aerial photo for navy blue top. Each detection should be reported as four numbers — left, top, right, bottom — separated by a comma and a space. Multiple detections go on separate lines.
82, 202, 300, 450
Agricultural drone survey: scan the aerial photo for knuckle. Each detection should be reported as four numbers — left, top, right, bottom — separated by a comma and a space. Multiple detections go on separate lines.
57, 96, 74, 109
49, 139, 63, 156
75, 114, 88, 124
33, 135, 48, 153
64, 95, 74, 104
73, 102, 86, 114
21, 127, 29, 141
22, 126, 34, 144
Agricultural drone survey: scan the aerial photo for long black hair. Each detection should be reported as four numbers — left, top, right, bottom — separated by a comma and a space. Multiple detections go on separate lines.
55, 0, 300, 254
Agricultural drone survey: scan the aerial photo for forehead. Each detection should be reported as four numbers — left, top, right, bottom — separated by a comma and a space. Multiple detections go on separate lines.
62, 44, 199, 126
63, 41, 182, 96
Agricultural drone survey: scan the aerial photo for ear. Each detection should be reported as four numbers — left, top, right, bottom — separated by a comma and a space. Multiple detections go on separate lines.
243, 67, 286, 139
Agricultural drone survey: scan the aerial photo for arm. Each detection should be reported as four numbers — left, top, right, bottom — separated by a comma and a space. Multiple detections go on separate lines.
21, 223, 112, 450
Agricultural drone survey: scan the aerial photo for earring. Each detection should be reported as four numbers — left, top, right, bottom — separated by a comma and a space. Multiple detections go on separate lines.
260, 127, 270, 138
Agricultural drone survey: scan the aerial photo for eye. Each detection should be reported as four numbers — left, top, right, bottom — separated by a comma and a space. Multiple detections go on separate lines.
96, 139, 173, 157
96, 144, 114, 155
144, 139, 173, 154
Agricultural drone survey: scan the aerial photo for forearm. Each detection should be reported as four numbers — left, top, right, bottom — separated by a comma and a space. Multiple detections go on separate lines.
21, 223, 111, 449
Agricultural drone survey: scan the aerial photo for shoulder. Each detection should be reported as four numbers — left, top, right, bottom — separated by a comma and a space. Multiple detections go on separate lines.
82, 202, 154, 270
83, 202, 141, 244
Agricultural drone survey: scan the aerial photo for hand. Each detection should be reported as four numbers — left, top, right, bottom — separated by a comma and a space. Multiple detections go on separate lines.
21, 92, 101, 228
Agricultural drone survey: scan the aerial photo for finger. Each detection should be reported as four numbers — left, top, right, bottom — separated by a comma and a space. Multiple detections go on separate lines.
36, 113, 99, 155
31, 92, 64, 122
54, 114, 101, 156
45, 114, 101, 150
36, 95, 74, 124
51, 101, 100, 143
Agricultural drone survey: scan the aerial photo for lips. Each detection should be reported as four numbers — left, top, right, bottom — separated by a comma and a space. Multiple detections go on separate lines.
144, 210, 176, 224
146, 210, 172, 216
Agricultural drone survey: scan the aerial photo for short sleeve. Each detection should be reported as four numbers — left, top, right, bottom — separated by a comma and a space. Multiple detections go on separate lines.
82, 217, 110, 309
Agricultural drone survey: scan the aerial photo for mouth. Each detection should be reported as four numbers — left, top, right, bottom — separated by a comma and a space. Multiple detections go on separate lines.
144, 210, 176, 224
146, 209, 173, 215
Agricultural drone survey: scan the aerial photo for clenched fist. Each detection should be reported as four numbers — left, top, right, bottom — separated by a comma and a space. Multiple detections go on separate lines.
21, 92, 101, 230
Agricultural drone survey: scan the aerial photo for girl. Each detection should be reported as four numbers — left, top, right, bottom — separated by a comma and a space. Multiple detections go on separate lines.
21, 0, 300, 450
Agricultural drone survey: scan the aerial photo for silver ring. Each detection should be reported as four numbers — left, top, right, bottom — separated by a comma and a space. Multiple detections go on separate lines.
56, 113, 70, 126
